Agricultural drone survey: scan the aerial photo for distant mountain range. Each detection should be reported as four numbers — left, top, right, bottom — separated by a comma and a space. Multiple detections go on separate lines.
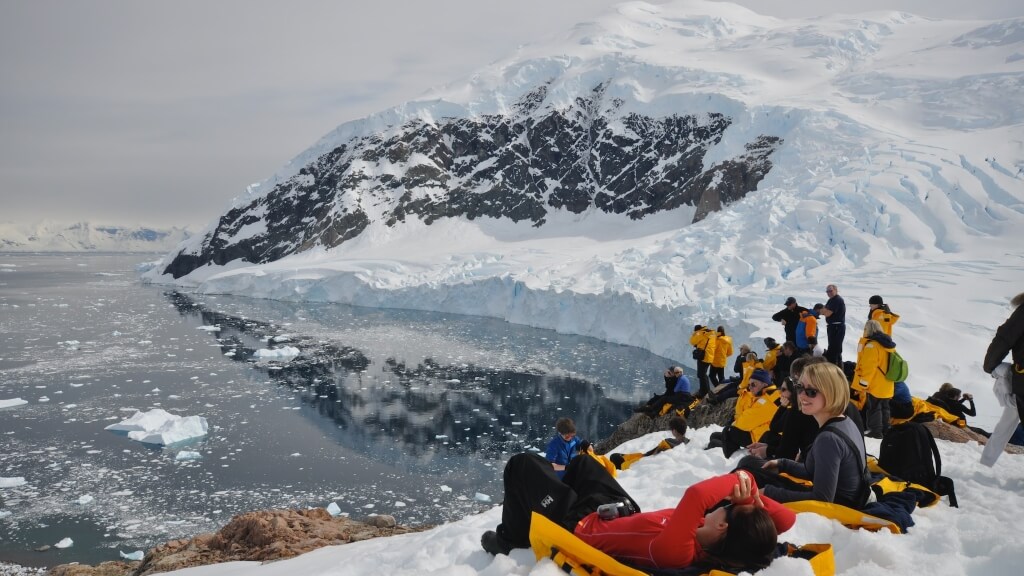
0, 221, 191, 252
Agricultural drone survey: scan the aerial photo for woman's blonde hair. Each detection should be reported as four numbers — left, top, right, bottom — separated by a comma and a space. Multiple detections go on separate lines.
863, 319, 884, 337
801, 362, 849, 416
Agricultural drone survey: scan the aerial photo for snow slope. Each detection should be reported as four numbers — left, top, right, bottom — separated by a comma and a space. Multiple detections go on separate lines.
145, 0, 1024, 436
159, 426, 1024, 576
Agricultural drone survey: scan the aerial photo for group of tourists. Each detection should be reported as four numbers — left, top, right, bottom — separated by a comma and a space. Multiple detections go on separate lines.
476, 288, 1024, 574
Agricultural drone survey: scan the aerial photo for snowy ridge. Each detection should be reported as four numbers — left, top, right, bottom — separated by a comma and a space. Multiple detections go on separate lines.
0, 221, 192, 253
145, 0, 1024, 429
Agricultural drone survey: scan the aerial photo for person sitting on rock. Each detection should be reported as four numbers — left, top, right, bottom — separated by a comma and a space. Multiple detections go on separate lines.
635, 367, 694, 417
706, 369, 780, 457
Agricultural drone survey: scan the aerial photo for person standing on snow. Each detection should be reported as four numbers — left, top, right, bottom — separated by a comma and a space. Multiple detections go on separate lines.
772, 297, 807, 344
981, 291, 1024, 466
820, 284, 846, 367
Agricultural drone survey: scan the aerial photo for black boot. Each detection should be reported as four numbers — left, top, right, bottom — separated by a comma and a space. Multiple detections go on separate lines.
481, 530, 514, 555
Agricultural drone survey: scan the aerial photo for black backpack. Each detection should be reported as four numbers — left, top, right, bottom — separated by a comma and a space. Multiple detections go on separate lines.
878, 422, 958, 507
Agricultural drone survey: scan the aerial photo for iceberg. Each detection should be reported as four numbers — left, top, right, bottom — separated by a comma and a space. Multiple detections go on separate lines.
55, 537, 73, 549
326, 502, 341, 516
0, 398, 28, 409
104, 408, 209, 446
120, 550, 145, 561
1, 477, 27, 488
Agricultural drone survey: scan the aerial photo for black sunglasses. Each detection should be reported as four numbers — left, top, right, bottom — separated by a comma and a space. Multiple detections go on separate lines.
793, 384, 821, 398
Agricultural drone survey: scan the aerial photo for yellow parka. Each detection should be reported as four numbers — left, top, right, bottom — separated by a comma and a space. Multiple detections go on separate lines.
764, 346, 780, 372
712, 335, 733, 369
870, 307, 900, 336
689, 328, 717, 363
854, 335, 897, 399
734, 386, 781, 442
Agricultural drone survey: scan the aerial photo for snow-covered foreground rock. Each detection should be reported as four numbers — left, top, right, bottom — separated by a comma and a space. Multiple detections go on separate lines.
157, 426, 1024, 576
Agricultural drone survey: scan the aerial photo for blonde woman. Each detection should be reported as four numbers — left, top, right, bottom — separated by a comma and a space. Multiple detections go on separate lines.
736, 362, 869, 507
854, 319, 897, 438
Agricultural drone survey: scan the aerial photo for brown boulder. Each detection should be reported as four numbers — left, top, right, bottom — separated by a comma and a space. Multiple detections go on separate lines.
46, 509, 427, 576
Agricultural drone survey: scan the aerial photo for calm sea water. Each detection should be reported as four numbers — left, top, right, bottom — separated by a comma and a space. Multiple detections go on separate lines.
0, 253, 681, 567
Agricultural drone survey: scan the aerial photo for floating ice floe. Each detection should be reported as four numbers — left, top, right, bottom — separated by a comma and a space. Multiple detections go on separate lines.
474, 493, 492, 503
120, 550, 144, 561
77, 494, 94, 505
270, 334, 294, 343
196, 325, 221, 332
326, 502, 341, 516
253, 346, 300, 359
439, 485, 452, 493
0, 398, 28, 409
1, 477, 27, 488
55, 537, 73, 549
58, 340, 80, 349
175, 451, 202, 461
104, 408, 208, 446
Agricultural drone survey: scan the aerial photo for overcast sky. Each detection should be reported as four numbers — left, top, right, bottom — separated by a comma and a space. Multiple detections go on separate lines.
2, 1, 1021, 229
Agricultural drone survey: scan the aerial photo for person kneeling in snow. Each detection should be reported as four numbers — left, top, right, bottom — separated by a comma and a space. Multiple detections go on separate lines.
481, 453, 794, 572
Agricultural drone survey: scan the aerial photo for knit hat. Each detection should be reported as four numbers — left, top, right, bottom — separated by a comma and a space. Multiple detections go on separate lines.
869, 295, 884, 305
751, 369, 773, 385
785, 296, 797, 305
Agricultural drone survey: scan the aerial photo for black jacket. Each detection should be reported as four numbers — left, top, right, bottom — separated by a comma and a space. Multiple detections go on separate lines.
772, 306, 808, 343
984, 301, 1024, 394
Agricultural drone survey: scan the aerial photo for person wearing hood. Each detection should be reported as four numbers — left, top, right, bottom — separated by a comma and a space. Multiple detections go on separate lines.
762, 337, 781, 374
854, 319, 898, 438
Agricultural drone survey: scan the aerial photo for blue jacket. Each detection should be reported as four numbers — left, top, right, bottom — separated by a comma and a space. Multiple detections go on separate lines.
673, 375, 692, 394
545, 434, 582, 478
795, 311, 820, 350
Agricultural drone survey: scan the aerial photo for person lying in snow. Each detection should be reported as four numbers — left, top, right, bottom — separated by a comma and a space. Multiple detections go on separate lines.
481, 452, 795, 572
609, 415, 690, 470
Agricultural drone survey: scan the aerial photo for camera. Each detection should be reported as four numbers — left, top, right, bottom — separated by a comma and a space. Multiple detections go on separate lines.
597, 502, 632, 520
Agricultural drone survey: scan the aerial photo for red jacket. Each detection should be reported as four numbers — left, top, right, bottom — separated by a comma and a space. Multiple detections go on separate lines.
573, 473, 795, 569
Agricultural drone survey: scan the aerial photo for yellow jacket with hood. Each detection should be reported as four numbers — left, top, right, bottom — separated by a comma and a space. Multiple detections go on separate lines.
870, 307, 900, 336
689, 328, 717, 363
854, 333, 898, 399
734, 385, 781, 442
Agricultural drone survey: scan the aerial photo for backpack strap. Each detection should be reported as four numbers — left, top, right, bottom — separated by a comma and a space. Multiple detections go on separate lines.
920, 424, 959, 508
821, 419, 871, 509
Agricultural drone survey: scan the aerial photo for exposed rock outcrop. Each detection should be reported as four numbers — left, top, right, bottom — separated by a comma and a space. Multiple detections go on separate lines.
45, 509, 426, 576
164, 83, 782, 279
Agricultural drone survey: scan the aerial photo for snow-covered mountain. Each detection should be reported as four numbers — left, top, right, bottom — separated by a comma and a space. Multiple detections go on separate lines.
0, 221, 192, 253
146, 1, 1024, 428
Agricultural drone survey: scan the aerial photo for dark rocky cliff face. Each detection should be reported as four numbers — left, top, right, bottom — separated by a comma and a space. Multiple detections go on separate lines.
164, 84, 781, 279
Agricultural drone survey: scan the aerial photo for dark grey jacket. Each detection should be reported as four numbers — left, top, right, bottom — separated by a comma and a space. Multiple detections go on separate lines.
764, 416, 866, 506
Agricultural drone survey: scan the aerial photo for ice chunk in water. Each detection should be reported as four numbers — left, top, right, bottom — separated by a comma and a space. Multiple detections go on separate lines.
1, 477, 27, 488
120, 550, 144, 561
474, 493, 492, 502
77, 495, 94, 505
55, 537, 73, 549
176, 451, 202, 461
0, 398, 28, 409
105, 409, 209, 446
326, 502, 341, 516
